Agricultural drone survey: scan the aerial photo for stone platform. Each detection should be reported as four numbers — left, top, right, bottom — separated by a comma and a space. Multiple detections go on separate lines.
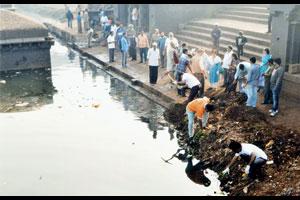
0, 10, 54, 72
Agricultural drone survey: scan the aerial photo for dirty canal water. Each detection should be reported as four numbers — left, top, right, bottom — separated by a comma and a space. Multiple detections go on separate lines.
0, 40, 225, 196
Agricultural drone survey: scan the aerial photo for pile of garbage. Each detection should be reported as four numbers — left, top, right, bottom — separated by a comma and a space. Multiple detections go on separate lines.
164, 91, 300, 196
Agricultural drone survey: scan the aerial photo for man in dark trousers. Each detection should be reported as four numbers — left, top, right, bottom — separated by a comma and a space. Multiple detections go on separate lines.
235, 31, 248, 59
211, 23, 221, 52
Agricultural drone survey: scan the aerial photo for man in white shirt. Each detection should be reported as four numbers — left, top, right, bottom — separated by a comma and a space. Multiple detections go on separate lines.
221, 46, 233, 87
86, 27, 94, 48
176, 73, 202, 102
147, 42, 160, 84
107, 31, 115, 63
222, 140, 268, 180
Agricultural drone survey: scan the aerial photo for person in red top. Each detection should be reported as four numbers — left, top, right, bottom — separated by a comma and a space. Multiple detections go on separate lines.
186, 97, 215, 143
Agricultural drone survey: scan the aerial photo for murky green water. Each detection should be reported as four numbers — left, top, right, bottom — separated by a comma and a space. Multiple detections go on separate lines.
0, 40, 224, 196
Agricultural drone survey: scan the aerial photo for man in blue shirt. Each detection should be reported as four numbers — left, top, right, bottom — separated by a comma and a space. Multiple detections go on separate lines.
116, 23, 125, 51
120, 32, 129, 68
245, 57, 260, 107
157, 32, 167, 68
176, 49, 193, 96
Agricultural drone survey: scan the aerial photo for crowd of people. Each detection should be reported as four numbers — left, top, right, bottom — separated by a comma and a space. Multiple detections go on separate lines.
64, 7, 283, 183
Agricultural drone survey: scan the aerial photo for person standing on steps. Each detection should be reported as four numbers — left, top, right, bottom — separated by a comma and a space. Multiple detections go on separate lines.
207, 49, 222, 90
77, 12, 83, 34
258, 48, 272, 93
244, 57, 260, 108
147, 42, 160, 85
186, 97, 215, 144
66, 8, 73, 29
86, 27, 94, 48
269, 58, 284, 117
150, 28, 160, 45
226, 53, 239, 93
221, 45, 233, 88
127, 24, 137, 61
137, 31, 150, 64
235, 31, 248, 59
120, 32, 129, 68
222, 140, 268, 181
157, 32, 167, 68
83, 9, 89, 32
262, 58, 274, 105
211, 23, 221, 52
107, 31, 115, 63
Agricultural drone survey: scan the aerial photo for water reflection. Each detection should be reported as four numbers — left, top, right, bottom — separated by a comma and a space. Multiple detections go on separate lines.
67, 47, 76, 62
108, 76, 168, 136
0, 68, 55, 112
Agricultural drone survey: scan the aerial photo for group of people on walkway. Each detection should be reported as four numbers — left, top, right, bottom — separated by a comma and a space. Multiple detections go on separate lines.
89, 17, 277, 185
103, 22, 284, 119
65, 5, 90, 34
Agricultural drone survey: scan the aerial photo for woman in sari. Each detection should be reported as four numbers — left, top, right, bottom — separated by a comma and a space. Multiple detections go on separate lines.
208, 49, 222, 89
258, 48, 272, 91
165, 32, 179, 73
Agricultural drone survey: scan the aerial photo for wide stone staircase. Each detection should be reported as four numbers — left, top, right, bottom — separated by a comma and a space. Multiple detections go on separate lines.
176, 4, 271, 63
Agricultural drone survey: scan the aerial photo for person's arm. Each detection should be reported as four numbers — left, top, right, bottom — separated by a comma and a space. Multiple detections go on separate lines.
223, 154, 239, 174
248, 153, 256, 166
186, 63, 194, 74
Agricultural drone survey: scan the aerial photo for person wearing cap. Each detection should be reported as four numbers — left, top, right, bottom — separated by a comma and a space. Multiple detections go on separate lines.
186, 97, 215, 142
222, 140, 268, 180
211, 24, 221, 52
235, 31, 248, 59
269, 58, 284, 117
221, 45, 234, 88
147, 42, 160, 84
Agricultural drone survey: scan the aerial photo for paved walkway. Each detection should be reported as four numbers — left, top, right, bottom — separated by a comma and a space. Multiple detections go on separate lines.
46, 19, 300, 132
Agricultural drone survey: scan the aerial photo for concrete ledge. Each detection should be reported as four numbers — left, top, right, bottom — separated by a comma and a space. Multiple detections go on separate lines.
288, 64, 300, 74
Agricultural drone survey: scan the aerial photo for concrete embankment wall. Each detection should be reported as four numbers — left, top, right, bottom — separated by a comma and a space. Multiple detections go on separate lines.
0, 10, 53, 72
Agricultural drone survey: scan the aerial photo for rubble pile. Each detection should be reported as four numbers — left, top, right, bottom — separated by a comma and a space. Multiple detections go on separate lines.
164, 91, 300, 196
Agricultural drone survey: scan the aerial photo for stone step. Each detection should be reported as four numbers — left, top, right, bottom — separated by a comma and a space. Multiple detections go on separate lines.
181, 26, 271, 46
181, 41, 262, 65
176, 34, 262, 59
221, 10, 269, 19
216, 13, 268, 24
235, 4, 270, 8
228, 6, 269, 14
189, 20, 269, 39
177, 31, 268, 53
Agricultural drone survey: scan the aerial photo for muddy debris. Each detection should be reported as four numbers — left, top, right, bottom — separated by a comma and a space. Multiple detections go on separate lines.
164, 89, 300, 196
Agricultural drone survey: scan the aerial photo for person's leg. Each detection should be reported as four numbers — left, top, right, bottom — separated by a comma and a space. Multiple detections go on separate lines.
149, 66, 154, 84
252, 86, 258, 107
237, 46, 241, 59
223, 68, 228, 86
246, 85, 252, 106
199, 73, 205, 97
153, 66, 158, 84
125, 51, 128, 67
108, 48, 112, 62
143, 48, 148, 63
263, 78, 270, 103
272, 87, 279, 111
186, 109, 195, 138
249, 158, 266, 180
185, 157, 194, 173
121, 51, 125, 67
241, 46, 244, 56
188, 85, 200, 102
112, 48, 115, 62
139, 48, 143, 63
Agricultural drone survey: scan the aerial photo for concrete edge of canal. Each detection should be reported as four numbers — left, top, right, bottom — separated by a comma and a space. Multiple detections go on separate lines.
44, 22, 177, 110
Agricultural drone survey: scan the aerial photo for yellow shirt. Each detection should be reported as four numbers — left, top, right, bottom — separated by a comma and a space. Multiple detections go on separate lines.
187, 97, 210, 118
